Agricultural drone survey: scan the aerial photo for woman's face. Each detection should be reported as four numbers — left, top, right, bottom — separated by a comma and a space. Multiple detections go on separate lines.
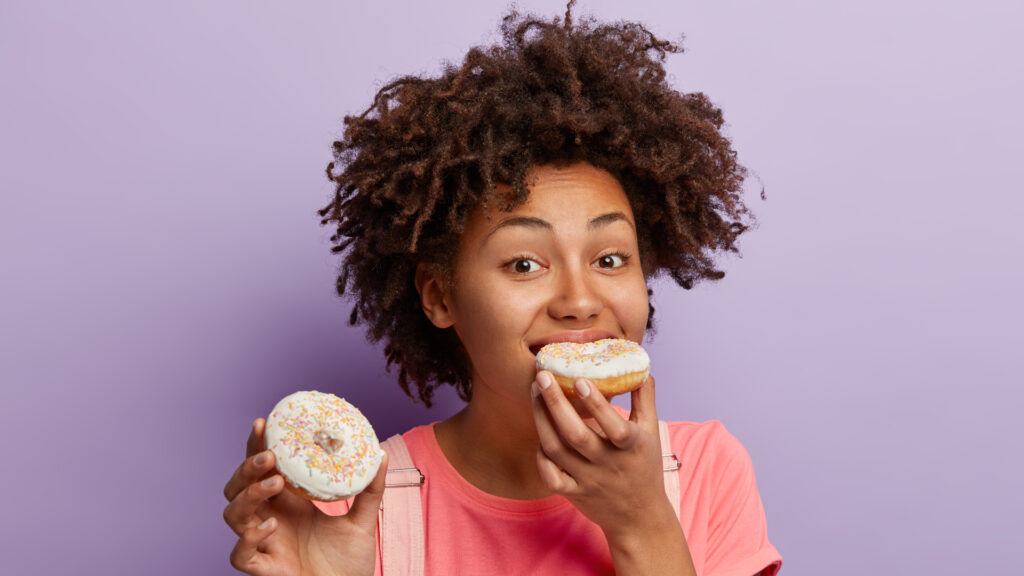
422, 162, 650, 406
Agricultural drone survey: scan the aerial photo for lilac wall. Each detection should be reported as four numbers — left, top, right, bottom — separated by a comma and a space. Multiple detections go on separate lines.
2, 1, 1021, 574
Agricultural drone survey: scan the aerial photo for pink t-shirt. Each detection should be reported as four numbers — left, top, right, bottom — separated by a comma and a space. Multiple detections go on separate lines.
318, 420, 781, 576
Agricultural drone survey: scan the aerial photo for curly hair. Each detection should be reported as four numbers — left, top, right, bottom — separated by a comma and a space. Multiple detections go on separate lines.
318, 2, 753, 407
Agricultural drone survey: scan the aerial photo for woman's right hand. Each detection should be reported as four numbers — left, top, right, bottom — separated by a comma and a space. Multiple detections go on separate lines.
222, 418, 388, 576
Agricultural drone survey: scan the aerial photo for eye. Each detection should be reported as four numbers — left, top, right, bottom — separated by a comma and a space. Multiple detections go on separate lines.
594, 253, 627, 269
508, 258, 542, 274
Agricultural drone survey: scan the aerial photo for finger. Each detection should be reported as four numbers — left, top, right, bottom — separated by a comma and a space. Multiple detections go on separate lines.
629, 373, 659, 433
573, 378, 636, 450
534, 371, 602, 454
229, 516, 278, 575
223, 474, 286, 536
247, 418, 266, 458
345, 451, 388, 532
532, 379, 591, 473
536, 447, 579, 494
224, 448, 277, 501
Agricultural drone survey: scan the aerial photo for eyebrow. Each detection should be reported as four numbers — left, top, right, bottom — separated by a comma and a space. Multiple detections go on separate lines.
587, 211, 634, 231
486, 216, 552, 239
486, 211, 634, 239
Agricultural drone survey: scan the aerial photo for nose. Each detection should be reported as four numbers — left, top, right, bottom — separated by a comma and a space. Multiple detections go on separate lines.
548, 267, 603, 322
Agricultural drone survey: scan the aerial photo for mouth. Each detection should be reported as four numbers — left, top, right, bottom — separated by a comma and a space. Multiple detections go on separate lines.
528, 330, 617, 356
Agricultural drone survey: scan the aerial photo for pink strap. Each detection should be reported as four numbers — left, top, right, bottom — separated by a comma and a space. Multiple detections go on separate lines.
379, 435, 425, 576
659, 420, 682, 519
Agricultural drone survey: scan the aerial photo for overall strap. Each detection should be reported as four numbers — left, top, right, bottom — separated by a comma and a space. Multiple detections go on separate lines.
659, 420, 682, 519
379, 435, 425, 576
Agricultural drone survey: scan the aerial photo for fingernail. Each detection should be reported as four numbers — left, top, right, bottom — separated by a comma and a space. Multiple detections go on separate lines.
254, 452, 267, 467
538, 371, 553, 390
531, 383, 540, 398
258, 518, 273, 530
575, 379, 591, 398
262, 476, 278, 489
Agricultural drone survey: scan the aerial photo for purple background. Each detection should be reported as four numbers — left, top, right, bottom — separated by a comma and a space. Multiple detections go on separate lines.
2, 1, 1021, 574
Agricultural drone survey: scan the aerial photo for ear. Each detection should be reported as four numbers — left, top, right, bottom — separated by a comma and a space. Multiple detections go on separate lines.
414, 263, 454, 329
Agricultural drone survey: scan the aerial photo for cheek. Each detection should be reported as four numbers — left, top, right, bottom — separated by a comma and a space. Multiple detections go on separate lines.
619, 278, 651, 337
451, 279, 534, 344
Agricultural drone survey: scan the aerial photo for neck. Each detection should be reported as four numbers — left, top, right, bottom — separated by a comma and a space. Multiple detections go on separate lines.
435, 383, 553, 500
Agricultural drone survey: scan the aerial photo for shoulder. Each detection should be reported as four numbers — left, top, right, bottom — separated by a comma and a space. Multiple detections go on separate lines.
663, 420, 782, 576
396, 422, 436, 457
662, 419, 762, 504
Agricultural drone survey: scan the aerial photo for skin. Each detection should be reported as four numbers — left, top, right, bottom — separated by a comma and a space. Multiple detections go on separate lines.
223, 163, 696, 575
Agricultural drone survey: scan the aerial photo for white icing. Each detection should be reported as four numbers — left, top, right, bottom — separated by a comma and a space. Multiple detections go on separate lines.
534, 338, 649, 379
265, 391, 383, 501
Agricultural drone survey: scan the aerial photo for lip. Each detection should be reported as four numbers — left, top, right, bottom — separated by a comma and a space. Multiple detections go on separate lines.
528, 330, 618, 356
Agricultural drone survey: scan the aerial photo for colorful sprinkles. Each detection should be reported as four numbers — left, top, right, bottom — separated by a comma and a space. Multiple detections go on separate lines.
266, 391, 382, 499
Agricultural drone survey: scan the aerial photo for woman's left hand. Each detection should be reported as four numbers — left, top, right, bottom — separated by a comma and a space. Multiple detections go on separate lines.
531, 370, 671, 536
531, 370, 695, 575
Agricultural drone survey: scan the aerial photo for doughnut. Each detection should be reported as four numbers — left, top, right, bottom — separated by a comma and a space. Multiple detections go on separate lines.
264, 391, 383, 501
535, 338, 650, 398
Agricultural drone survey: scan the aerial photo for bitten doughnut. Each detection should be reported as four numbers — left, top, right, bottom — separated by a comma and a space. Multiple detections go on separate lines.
265, 391, 383, 501
535, 338, 650, 398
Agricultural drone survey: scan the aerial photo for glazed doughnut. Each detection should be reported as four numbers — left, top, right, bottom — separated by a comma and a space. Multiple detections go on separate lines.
264, 391, 383, 501
535, 338, 650, 398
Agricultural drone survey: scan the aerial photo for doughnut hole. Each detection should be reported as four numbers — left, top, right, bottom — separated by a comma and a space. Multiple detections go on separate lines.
314, 429, 345, 454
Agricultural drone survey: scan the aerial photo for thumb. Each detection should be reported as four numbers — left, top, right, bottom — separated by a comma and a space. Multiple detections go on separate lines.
345, 451, 388, 531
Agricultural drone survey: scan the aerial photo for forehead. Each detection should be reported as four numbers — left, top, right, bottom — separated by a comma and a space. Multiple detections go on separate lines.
473, 163, 635, 230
